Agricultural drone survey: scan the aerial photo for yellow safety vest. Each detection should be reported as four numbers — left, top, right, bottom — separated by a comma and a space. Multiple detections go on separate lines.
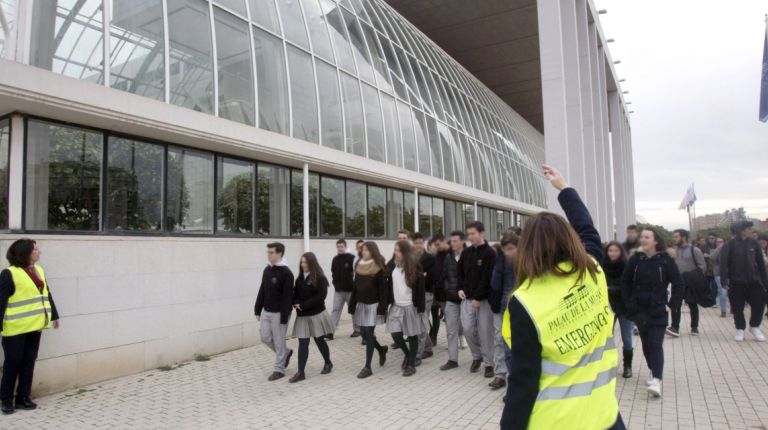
503, 260, 618, 430
3, 265, 53, 337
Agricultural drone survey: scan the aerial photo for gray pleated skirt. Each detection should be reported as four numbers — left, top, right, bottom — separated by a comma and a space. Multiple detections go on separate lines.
292, 311, 335, 339
354, 302, 385, 327
386, 304, 424, 337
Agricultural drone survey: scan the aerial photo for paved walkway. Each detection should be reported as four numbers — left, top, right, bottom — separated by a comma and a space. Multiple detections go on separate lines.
3, 305, 768, 429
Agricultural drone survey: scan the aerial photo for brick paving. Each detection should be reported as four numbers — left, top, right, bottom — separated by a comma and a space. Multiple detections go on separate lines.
3, 305, 768, 429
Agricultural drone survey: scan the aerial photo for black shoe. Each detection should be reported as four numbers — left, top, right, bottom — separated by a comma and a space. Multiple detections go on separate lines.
691, 328, 699, 336
622, 367, 633, 378
268, 372, 285, 381
351, 332, 361, 338
361, 338, 367, 346
391, 342, 400, 350
421, 351, 434, 359
378, 346, 388, 367
440, 360, 459, 371
357, 367, 372, 379
321, 362, 333, 375
470, 359, 482, 373
414, 358, 422, 367
325, 333, 334, 341
284, 349, 294, 368
484, 366, 494, 378
14, 397, 36, 410
402, 366, 416, 377
401, 357, 408, 370
1, 400, 14, 415
489, 377, 506, 389
289, 372, 306, 383
666, 327, 680, 337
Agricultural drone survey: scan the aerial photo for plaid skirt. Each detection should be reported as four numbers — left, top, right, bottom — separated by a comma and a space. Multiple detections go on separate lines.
354, 302, 386, 327
386, 304, 424, 337
292, 311, 335, 339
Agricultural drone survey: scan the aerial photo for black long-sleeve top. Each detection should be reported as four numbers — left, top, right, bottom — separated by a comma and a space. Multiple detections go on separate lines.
419, 252, 436, 294
432, 250, 449, 302
331, 253, 355, 293
720, 237, 768, 288
349, 264, 389, 316
0, 268, 60, 333
500, 187, 603, 430
254, 264, 295, 324
457, 241, 496, 301
621, 251, 683, 326
293, 274, 329, 317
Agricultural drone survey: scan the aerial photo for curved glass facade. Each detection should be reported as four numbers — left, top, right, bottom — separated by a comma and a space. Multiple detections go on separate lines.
26, 0, 546, 207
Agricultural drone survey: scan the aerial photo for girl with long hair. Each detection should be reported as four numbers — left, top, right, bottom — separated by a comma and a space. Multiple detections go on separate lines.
349, 242, 389, 378
603, 241, 633, 378
289, 252, 334, 383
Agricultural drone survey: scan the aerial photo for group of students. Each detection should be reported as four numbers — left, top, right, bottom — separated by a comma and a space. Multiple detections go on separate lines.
253, 220, 519, 385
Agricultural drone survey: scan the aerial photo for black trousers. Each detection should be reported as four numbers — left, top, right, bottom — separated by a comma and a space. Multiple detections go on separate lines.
637, 323, 665, 380
729, 282, 766, 330
670, 301, 699, 330
429, 303, 441, 341
1, 331, 42, 402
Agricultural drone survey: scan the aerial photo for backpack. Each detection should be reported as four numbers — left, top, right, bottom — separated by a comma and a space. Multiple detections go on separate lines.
683, 246, 715, 307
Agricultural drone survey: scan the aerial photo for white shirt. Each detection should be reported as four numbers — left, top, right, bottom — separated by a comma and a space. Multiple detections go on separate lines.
391, 267, 412, 306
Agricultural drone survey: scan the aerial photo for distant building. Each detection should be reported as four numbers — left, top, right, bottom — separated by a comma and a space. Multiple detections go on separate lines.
694, 208, 767, 232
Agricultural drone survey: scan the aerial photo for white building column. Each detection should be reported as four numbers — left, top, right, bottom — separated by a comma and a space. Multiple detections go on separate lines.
609, 91, 628, 238
414, 187, 420, 233
7, 114, 24, 231
597, 52, 614, 240
302, 162, 310, 252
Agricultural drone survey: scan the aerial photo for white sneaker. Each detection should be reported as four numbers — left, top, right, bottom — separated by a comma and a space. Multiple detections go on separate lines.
645, 375, 654, 386
750, 327, 766, 342
647, 378, 662, 398
735, 330, 745, 342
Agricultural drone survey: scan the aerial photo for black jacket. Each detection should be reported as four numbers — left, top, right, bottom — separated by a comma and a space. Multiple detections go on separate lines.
432, 250, 449, 302
419, 252, 436, 294
254, 263, 295, 324
720, 237, 768, 288
331, 253, 355, 293
457, 241, 496, 301
349, 265, 389, 316
293, 274, 329, 317
0, 268, 60, 331
386, 266, 426, 313
602, 258, 627, 316
501, 187, 605, 430
621, 252, 684, 326
442, 250, 463, 303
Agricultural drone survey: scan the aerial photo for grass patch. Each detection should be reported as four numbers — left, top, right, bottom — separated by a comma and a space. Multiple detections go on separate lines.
194, 354, 211, 362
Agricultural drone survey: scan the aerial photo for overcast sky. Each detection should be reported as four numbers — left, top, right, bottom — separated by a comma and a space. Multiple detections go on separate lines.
594, 0, 768, 229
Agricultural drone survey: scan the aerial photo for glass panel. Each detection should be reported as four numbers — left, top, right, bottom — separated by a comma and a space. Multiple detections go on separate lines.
253, 26, 289, 134
214, 8, 255, 125
216, 0, 246, 16
287, 46, 319, 143
403, 191, 414, 234
257, 163, 290, 236
166, 0, 214, 113
367, 185, 386, 238
340, 73, 365, 156
444, 200, 455, 234
277, 0, 309, 49
320, 176, 344, 237
503, 211, 511, 232
395, 48, 420, 108
166, 147, 214, 233
343, 8, 375, 84
378, 37, 407, 100
386, 188, 403, 239
216, 157, 254, 234
300, 0, 334, 62
26, 120, 102, 231
0, 120, 8, 229
0, 1, 16, 58
361, 22, 391, 93
397, 101, 416, 171
290, 170, 319, 237
30, 0, 104, 83
106, 137, 163, 231
464, 203, 475, 225
412, 110, 430, 175
418, 194, 431, 238
345, 180, 365, 237
248, 0, 280, 33
380, 93, 401, 167
316, 59, 343, 150
361, 83, 385, 163
411, 58, 433, 113
321, 0, 356, 74
432, 197, 444, 236
109, 0, 165, 100
437, 123, 454, 183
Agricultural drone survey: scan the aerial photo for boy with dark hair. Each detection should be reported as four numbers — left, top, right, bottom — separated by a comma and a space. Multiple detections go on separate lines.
331, 239, 358, 339
623, 225, 640, 255
488, 231, 518, 389
439, 230, 467, 371
255, 242, 295, 381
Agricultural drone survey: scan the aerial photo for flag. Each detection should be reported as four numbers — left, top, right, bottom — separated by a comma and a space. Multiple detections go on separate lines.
761, 15, 768, 123
679, 184, 697, 210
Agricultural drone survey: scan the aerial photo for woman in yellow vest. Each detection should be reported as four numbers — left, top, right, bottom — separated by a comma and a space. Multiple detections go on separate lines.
501, 165, 624, 430
0, 239, 60, 415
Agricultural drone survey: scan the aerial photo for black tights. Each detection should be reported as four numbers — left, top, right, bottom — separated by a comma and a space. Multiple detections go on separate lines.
429, 305, 441, 341
391, 332, 418, 367
297, 336, 331, 374
361, 326, 384, 369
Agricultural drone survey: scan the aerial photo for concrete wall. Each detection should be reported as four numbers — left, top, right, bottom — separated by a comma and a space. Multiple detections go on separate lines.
0, 235, 394, 396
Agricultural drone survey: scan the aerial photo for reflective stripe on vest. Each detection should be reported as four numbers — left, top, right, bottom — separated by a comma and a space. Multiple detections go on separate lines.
3, 265, 52, 337
510, 259, 619, 430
